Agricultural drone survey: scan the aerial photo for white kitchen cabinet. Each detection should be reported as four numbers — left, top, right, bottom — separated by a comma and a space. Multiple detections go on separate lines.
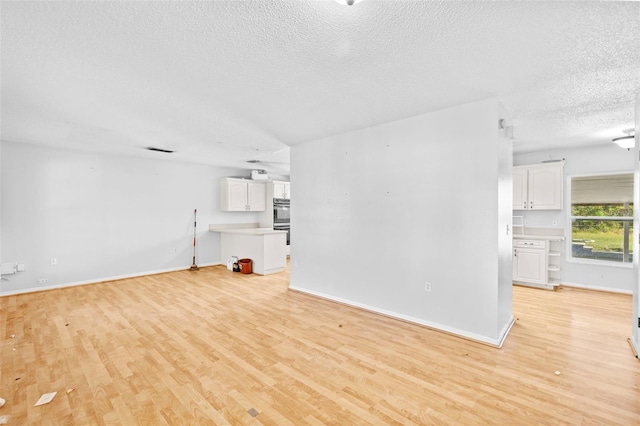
512, 168, 528, 210
220, 178, 266, 211
513, 236, 564, 290
273, 181, 290, 199
513, 240, 547, 285
513, 163, 564, 210
217, 228, 287, 275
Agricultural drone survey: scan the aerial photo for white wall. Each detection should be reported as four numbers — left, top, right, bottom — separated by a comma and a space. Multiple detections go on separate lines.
0, 141, 256, 295
0, 144, 2, 284
290, 98, 514, 346
514, 144, 635, 293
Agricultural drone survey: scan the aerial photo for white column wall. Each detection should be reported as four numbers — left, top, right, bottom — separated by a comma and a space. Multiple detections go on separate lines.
0, 143, 2, 286
633, 91, 640, 353
0, 141, 256, 295
497, 121, 514, 332
515, 145, 635, 293
290, 98, 513, 345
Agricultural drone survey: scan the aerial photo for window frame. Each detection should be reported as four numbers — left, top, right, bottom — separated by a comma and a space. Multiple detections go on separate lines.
567, 171, 634, 268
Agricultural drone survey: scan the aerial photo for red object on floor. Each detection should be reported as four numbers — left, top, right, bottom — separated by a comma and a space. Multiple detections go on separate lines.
238, 258, 252, 274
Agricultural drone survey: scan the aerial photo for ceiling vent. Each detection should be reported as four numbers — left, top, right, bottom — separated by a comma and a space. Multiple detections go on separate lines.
146, 147, 174, 153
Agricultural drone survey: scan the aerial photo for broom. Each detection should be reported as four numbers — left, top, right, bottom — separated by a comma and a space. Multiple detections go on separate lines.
190, 209, 199, 271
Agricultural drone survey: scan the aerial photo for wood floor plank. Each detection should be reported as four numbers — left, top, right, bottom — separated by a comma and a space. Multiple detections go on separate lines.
1, 264, 639, 424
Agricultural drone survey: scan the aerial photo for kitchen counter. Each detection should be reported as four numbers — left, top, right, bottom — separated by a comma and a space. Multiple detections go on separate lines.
210, 224, 287, 275
513, 234, 565, 241
211, 226, 286, 236
513, 226, 564, 242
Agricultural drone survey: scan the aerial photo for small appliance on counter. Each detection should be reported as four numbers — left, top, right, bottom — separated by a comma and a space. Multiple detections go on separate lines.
251, 169, 269, 180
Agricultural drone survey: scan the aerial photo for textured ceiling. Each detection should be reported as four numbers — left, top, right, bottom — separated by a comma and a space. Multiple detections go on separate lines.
2, 1, 640, 175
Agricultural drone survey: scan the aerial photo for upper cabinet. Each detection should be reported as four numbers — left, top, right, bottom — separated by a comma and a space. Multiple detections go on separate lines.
220, 178, 266, 211
273, 181, 290, 199
513, 162, 564, 210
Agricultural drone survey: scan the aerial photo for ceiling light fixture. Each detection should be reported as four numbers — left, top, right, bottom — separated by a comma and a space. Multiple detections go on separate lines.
613, 128, 636, 150
334, 0, 365, 5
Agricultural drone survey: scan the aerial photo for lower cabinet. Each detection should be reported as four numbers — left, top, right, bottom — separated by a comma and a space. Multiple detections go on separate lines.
220, 230, 287, 275
513, 240, 547, 285
513, 238, 562, 290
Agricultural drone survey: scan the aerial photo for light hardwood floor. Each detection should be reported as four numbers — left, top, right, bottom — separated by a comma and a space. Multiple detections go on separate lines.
1, 265, 639, 425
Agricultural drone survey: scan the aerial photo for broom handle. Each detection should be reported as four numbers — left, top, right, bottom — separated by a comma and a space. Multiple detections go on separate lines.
192, 209, 197, 263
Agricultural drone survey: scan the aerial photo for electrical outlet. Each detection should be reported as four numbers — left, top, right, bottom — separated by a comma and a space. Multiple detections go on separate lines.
17, 263, 25, 272
424, 282, 432, 292
37, 278, 48, 284
50, 258, 57, 265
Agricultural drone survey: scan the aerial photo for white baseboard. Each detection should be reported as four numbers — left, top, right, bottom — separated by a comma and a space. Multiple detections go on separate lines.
559, 281, 633, 295
513, 281, 556, 291
497, 316, 516, 348
629, 337, 639, 359
289, 285, 514, 348
0, 262, 222, 297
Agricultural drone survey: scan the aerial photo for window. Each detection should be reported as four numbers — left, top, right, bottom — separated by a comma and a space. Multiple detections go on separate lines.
571, 173, 633, 263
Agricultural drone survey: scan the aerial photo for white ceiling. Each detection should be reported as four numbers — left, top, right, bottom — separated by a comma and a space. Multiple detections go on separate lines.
2, 1, 640, 176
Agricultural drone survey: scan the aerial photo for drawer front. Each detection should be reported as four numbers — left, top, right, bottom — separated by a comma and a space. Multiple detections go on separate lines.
515, 240, 546, 249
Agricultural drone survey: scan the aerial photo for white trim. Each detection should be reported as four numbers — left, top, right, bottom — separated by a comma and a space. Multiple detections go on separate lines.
513, 281, 557, 291
0, 262, 222, 297
560, 281, 633, 294
567, 170, 635, 268
496, 316, 516, 348
572, 216, 633, 221
289, 286, 515, 348
630, 336, 640, 359
565, 256, 633, 269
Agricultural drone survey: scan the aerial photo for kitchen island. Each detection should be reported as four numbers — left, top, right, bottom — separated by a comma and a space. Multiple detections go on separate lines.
209, 224, 287, 275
